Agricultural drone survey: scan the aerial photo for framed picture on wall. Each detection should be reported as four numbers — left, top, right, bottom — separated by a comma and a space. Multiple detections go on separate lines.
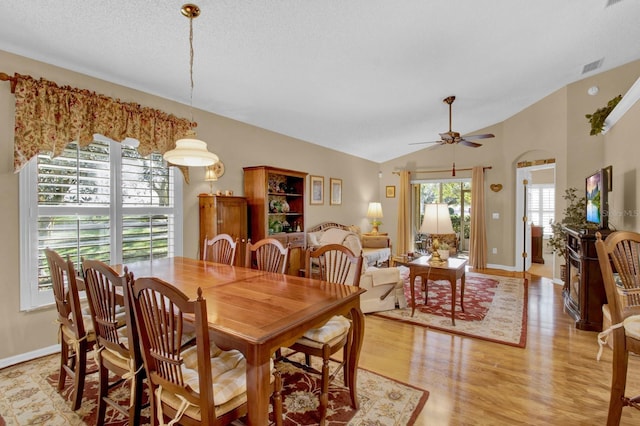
386, 185, 396, 198
330, 178, 342, 205
310, 175, 324, 205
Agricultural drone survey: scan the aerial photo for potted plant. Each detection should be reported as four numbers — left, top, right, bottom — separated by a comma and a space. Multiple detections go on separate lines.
547, 187, 595, 281
585, 94, 622, 136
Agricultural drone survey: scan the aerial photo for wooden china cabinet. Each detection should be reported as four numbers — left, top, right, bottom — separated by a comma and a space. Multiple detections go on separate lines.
243, 166, 307, 275
198, 194, 248, 266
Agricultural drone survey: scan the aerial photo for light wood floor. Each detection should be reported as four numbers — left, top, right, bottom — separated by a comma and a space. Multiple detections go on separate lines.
358, 268, 640, 425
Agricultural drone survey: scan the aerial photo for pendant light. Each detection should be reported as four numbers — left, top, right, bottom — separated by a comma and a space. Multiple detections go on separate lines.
163, 4, 219, 167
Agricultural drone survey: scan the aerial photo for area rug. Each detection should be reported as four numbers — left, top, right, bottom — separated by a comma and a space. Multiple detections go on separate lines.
374, 267, 528, 348
0, 352, 428, 425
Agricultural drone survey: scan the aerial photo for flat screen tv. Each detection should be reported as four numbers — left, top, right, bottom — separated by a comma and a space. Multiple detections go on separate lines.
585, 167, 610, 230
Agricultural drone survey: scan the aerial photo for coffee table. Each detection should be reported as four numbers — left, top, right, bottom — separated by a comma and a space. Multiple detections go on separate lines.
407, 255, 468, 325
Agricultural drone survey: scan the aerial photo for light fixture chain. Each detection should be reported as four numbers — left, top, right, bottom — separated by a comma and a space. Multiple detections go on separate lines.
189, 14, 195, 125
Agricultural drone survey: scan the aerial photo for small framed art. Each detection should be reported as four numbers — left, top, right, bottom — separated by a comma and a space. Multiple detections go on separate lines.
310, 175, 324, 205
386, 185, 396, 198
330, 178, 342, 205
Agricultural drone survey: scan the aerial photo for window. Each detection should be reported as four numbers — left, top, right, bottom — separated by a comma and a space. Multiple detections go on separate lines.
413, 179, 471, 252
527, 184, 555, 236
19, 137, 183, 310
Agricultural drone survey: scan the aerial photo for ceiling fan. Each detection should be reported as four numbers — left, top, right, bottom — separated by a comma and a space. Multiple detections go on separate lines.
410, 95, 494, 148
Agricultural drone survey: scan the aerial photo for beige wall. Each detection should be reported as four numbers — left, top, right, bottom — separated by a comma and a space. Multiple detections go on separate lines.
2, 49, 640, 362
0, 50, 379, 361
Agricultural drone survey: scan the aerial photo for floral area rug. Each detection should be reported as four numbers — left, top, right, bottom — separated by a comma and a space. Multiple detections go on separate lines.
0, 352, 428, 425
374, 267, 528, 348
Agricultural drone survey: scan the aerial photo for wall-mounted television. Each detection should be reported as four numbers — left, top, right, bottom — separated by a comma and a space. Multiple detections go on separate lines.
585, 166, 611, 230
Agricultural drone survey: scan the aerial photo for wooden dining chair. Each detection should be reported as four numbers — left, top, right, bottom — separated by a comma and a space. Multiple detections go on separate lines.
82, 259, 146, 425
202, 234, 239, 265
45, 248, 96, 411
595, 231, 640, 425
128, 275, 283, 425
285, 244, 363, 425
245, 238, 290, 273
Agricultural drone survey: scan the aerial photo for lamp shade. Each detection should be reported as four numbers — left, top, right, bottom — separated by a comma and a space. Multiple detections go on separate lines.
367, 202, 383, 219
420, 203, 454, 234
163, 129, 219, 167
204, 164, 218, 182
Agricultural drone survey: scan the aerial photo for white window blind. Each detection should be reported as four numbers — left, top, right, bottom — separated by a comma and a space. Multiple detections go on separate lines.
20, 138, 182, 310
527, 184, 555, 236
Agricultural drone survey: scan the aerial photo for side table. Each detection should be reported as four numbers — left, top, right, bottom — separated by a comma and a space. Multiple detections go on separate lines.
407, 256, 468, 325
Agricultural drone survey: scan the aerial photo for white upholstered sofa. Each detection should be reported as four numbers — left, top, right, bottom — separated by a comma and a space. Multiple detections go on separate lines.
306, 222, 407, 313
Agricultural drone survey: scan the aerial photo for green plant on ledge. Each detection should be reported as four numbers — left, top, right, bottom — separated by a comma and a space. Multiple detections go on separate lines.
585, 94, 622, 136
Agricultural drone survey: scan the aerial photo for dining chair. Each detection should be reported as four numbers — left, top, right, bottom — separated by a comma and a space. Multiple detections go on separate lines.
285, 244, 363, 425
595, 231, 640, 425
245, 238, 290, 273
45, 248, 96, 411
128, 275, 283, 425
82, 259, 145, 425
202, 233, 238, 265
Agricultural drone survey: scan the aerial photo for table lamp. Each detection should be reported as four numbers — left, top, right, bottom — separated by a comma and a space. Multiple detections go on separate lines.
204, 164, 218, 194
420, 203, 454, 264
367, 202, 383, 235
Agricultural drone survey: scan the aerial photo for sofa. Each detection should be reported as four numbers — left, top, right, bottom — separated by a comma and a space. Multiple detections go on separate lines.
306, 222, 406, 313
307, 222, 391, 267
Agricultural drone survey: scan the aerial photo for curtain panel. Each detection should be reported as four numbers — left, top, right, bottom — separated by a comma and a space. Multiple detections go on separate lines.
469, 166, 487, 268
396, 170, 412, 254
11, 73, 193, 180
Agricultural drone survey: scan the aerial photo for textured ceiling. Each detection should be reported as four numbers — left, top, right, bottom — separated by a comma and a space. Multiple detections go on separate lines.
1, 0, 639, 163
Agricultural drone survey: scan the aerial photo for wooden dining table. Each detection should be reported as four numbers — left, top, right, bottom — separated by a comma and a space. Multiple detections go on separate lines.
113, 256, 366, 425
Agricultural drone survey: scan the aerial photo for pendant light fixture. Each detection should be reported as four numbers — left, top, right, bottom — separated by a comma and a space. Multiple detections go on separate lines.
163, 4, 219, 167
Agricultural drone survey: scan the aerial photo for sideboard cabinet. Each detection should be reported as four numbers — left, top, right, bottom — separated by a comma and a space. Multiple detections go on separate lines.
243, 166, 308, 275
198, 194, 248, 266
563, 226, 612, 331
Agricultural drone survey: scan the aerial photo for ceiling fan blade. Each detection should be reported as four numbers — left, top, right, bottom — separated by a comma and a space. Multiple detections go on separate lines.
459, 139, 482, 148
462, 133, 494, 140
408, 140, 441, 146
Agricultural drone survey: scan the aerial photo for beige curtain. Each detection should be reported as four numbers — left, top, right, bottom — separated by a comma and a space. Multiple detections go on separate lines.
469, 166, 487, 268
396, 170, 412, 254
11, 73, 193, 180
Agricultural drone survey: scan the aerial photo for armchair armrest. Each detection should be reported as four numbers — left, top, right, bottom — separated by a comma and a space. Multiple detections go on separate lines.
362, 266, 400, 286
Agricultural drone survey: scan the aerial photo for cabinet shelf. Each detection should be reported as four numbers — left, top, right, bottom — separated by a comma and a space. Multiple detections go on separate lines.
268, 192, 303, 197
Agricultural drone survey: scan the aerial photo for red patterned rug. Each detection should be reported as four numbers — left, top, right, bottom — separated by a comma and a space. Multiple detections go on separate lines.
0, 353, 427, 425
374, 268, 528, 348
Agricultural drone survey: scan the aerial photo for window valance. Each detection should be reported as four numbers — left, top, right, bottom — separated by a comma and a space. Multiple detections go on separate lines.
7, 73, 193, 180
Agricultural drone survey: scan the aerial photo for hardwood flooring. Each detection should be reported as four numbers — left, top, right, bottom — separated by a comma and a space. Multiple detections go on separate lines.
358, 268, 640, 425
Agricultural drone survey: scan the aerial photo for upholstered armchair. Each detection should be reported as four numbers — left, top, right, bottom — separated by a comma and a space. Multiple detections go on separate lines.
306, 224, 406, 313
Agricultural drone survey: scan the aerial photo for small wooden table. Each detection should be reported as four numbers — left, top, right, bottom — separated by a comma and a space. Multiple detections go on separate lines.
407, 256, 468, 325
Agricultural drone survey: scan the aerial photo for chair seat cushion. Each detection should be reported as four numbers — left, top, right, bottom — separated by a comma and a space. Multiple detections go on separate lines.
302, 315, 351, 344
624, 315, 640, 339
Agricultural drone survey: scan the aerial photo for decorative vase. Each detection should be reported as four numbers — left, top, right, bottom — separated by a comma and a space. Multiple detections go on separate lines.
438, 249, 450, 260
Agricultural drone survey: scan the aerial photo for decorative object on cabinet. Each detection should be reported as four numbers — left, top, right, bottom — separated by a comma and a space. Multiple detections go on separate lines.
243, 166, 308, 275
330, 177, 342, 205
162, 4, 218, 167
310, 175, 324, 205
563, 226, 612, 331
490, 183, 503, 192
198, 194, 248, 266
367, 202, 383, 235
204, 164, 217, 194
386, 185, 395, 198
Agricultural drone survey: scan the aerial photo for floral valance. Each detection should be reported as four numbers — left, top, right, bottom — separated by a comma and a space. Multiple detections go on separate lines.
10, 73, 193, 181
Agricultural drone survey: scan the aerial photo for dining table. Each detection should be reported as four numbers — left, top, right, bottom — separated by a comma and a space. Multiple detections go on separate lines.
113, 256, 366, 425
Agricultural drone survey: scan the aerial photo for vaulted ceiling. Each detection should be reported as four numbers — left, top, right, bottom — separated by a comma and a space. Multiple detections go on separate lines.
1, 0, 639, 162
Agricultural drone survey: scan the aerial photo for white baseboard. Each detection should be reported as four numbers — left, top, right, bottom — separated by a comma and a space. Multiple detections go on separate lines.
0, 345, 59, 369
